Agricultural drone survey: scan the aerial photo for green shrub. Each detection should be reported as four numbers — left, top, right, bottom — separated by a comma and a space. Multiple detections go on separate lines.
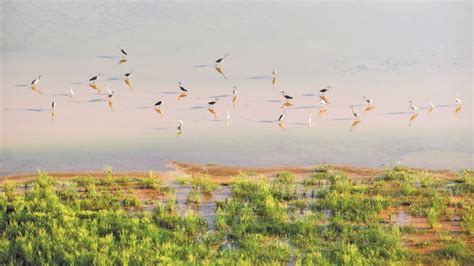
461, 205, 474, 235
72, 176, 96, 187
275, 171, 294, 184
383, 166, 415, 182
454, 170, 474, 194
434, 239, 473, 262
419, 172, 433, 188
427, 207, 439, 229
122, 193, 142, 208
179, 174, 216, 194
401, 182, 415, 196
314, 164, 330, 173
399, 225, 417, 234
141, 175, 159, 189
187, 189, 201, 203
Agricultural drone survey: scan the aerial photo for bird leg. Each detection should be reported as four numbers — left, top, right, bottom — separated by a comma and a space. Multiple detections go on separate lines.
278, 121, 286, 131
408, 113, 418, 126
215, 66, 228, 79
177, 93, 187, 101
124, 79, 133, 90
427, 107, 434, 117
364, 105, 375, 113
281, 101, 293, 109
319, 107, 327, 117
154, 108, 163, 114
454, 105, 462, 115
208, 107, 217, 118
108, 99, 113, 111
350, 119, 361, 132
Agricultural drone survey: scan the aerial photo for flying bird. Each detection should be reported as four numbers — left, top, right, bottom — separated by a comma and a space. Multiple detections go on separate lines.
208, 97, 219, 108
178, 82, 188, 93
89, 73, 101, 82
177, 118, 184, 131
280, 91, 294, 100
106, 86, 114, 111
455, 95, 462, 115
427, 99, 435, 116
154, 96, 165, 107
31, 75, 42, 93
51, 94, 56, 117
124, 70, 133, 79
409, 100, 418, 113
278, 110, 287, 122
215, 53, 229, 64
350, 106, 361, 118
362, 96, 374, 105
120, 46, 128, 56
225, 111, 231, 126
232, 87, 238, 107
31, 75, 41, 87
320, 85, 331, 94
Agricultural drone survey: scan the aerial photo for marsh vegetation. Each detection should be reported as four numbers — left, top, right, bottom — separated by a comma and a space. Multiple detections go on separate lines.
1, 165, 472, 264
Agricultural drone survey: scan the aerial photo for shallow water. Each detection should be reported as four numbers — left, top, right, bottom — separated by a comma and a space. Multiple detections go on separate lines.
1, 1, 472, 174
394, 211, 412, 226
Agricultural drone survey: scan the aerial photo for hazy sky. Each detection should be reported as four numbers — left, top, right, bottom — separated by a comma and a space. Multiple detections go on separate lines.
0, 1, 472, 173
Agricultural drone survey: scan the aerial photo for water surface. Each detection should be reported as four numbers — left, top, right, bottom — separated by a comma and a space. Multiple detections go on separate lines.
1, 1, 472, 174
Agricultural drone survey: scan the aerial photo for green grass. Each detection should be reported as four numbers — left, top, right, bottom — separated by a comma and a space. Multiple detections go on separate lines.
0, 166, 472, 265
275, 171, 294, 184
434, 239, 473, 262
187, 188, 202, 203
461, 204, 474, 235
178, 174, 216, 194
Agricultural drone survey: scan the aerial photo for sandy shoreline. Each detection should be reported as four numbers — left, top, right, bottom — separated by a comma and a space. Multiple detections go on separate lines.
0, 160, 459, 185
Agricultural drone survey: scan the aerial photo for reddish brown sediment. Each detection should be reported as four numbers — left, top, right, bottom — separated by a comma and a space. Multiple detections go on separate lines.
0, 161, 462, 185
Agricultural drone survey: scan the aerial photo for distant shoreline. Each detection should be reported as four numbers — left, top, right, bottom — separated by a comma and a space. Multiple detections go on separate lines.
1, 160, 464, 184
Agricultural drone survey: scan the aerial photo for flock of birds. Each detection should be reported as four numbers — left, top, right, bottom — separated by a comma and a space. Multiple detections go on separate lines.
28, 47, 464, 135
